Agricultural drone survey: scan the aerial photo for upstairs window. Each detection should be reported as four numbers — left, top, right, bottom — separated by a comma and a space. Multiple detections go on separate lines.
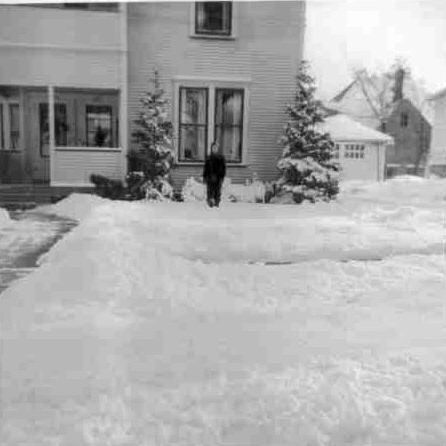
400, 112, 409, 128
195, 2, 232, 36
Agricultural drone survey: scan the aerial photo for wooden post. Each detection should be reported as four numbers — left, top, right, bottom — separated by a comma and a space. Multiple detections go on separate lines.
48, 85, 55, 185
119, 2, 128, 181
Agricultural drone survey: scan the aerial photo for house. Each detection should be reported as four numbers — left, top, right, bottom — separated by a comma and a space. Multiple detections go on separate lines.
328, 68, 432, 178
0, 2, 127, 186
0, 1, 306, 188
427, 87, 446, 177
319, 113, 393, 181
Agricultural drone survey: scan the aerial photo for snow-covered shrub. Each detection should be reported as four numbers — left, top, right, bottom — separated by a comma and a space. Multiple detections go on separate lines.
273, 61, 339, 204
131, 70, 175, 200
181, 176, 267, 203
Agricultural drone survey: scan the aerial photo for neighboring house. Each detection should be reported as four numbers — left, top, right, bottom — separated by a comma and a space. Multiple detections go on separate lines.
427, 87, 446, 177
319, 113, 393, 182
328, 71, 432, 177
0, 1, 306, 188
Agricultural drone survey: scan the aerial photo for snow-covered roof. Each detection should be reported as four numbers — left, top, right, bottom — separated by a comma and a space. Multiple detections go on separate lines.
318, 114, 394, 143
428, 87, 446, 101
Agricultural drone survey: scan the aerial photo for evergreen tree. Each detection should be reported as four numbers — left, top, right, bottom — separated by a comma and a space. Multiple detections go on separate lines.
274, 61, 339, 203
131, 70, 174, 199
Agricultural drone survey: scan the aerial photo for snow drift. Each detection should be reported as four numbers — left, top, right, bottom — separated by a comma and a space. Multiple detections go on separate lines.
1, 176, 446, 445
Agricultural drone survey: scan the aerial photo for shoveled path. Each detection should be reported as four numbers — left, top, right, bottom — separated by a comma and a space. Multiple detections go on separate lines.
0, 210, 77, 294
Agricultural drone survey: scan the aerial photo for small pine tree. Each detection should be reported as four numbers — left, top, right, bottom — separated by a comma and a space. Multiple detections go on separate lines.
275, 61, 339, 204
131, 70, 174, 199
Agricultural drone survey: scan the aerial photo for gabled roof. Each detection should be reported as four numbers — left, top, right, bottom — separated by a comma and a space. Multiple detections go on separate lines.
318, 113, 394, 143
330, 80, 357, 103
428, 87, 446, 101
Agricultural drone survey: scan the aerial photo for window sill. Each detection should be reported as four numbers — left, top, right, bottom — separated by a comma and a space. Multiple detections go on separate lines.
189, 34, 236, 41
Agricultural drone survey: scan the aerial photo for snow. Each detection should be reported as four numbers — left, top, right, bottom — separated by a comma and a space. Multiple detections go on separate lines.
37, 192, 108, 221
182, 177, 266, 203
1, 177, 446, 445
0, 206, 11, 229
318, 113, 394, 143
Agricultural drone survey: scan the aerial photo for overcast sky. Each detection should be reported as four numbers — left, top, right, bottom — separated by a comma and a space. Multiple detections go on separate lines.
305, 0, 446, 101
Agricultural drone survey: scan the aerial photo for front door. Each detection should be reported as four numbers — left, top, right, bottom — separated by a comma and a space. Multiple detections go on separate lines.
27, 91, 71, 183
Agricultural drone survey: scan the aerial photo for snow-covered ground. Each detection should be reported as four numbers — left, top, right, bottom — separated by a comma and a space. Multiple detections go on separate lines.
1, 177, 446, 445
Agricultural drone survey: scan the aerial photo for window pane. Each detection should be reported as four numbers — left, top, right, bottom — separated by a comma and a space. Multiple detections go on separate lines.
9, 104, 20, 150
195, 2, 231, 35
215, 89, 243, 125
179, 125, 207, 161
215, 125, 242, 162
39, 103, 68, 156
86, 105, 112, 147
180, 88, 207, 125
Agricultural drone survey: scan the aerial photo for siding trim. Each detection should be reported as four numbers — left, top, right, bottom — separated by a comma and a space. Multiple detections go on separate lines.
0, 41, 124, 53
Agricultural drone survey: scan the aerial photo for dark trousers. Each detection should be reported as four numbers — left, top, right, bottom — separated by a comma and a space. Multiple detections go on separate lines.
206, 179, 223, 207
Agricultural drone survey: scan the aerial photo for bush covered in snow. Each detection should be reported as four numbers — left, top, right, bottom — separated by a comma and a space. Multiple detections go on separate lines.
130, 70, 174, 201
273, 61, 339, 204
182, 176, 267, 203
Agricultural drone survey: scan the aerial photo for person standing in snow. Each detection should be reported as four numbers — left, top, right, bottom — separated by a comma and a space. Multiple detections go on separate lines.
203, 141, 226, 208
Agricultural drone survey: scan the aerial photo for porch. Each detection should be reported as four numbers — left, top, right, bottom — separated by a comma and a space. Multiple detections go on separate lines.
0, 85, 127, 186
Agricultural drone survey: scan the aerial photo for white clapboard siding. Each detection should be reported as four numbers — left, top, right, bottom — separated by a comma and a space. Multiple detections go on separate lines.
127, 1, 305, 187
52, 148, 123, 186
0, 4, 123, 89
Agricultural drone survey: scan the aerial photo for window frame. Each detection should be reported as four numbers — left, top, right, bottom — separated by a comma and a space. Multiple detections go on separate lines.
400, 112, 409, 128
178, 87, 209, 163
38, 102, 68, 157
0, 99, 21, 152
190, 2, 237, 40
173, 78, 250, 165
214, 88, 244, 164
194, 2, 232, 37
85, 104, 113, 148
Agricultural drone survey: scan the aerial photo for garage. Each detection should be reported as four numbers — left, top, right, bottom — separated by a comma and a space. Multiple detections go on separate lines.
320, 113, 394, 181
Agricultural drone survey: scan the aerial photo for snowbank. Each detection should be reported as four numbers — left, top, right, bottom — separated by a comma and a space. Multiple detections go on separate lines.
0, 206, 11, 229
2, 178, 446, 445
37, 192, 109, 221
182, 177, 266, 203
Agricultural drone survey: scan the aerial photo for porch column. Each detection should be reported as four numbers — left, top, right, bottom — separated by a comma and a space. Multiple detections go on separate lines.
48, 85, 55, 185
119, 2, 128, 181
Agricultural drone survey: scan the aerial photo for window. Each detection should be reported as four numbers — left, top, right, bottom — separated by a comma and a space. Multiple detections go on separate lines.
215, 89, 244, 162
8, 104, 20, 150
0, 101, 20, 151
179, 88, 208, 162
400, 112, 409, 128
86, 105, 112, 148
177, 84, 246, 163
39, 103, 68, 157
195, 2, 232, 36
344, 144, 365, 159
332, 143, 340, 160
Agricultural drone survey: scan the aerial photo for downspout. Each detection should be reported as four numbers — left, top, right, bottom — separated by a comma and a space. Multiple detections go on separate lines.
48, 85, 55, 185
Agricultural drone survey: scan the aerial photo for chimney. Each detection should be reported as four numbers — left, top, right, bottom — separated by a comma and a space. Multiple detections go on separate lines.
393, 67, 405, 102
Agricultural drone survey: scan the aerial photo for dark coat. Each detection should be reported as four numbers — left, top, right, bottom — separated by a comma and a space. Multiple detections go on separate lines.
203, 152, 226, 183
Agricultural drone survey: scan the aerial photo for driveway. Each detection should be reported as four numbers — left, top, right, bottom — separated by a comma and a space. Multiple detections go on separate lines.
0, 210, 77, 294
